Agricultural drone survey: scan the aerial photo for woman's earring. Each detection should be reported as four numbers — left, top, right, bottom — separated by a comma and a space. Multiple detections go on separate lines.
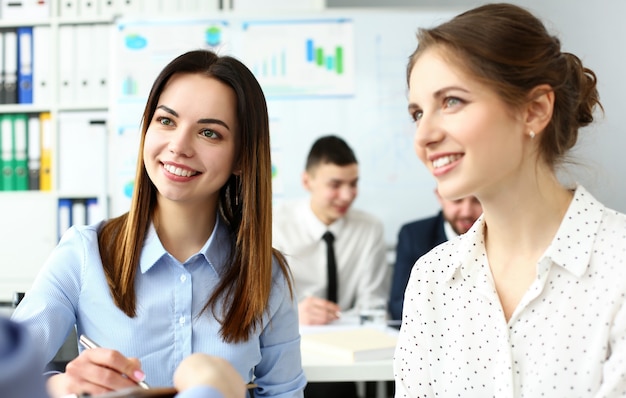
529, 130, 536, 139
235, 175, 240, 206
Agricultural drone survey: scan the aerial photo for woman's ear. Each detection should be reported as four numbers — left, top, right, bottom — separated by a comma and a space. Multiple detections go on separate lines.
233, 169, 242, 176
524, 84, 554, 136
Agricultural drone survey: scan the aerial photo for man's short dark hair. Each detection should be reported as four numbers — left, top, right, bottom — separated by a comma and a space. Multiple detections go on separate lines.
305, 135, 358, 172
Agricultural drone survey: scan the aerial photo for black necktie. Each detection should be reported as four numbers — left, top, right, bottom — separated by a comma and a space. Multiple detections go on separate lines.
322, 231, 338, 303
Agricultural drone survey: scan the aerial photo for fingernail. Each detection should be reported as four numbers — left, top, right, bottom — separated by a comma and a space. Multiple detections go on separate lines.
134, 370, 146, 381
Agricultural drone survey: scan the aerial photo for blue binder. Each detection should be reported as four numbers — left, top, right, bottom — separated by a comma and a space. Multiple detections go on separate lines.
16, 27, 33, 104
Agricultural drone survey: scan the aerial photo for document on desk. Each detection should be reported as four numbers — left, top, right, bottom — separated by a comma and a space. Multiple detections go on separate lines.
301, 327, 398, 362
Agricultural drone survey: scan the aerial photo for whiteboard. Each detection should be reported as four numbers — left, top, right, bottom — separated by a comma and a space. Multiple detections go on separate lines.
109, 9, 458, 244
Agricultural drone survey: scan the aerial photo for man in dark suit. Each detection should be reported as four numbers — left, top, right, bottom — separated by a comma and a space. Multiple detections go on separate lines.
389, 190, 482, 321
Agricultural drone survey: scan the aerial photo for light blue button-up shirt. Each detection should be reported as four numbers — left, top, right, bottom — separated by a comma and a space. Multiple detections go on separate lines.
12, 216, 306, 397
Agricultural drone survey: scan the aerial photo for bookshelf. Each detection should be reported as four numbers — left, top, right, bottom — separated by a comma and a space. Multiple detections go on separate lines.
0, 0, 328, 301
0, 0, 231, 300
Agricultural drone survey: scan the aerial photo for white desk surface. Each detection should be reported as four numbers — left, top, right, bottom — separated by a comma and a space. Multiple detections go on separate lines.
299, 316, 397, 382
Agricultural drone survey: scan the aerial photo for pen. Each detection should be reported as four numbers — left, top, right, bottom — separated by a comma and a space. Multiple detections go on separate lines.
78, 334, 151, 390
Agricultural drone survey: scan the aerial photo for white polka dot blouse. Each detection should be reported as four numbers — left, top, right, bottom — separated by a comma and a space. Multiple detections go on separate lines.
394, 185, 626, 397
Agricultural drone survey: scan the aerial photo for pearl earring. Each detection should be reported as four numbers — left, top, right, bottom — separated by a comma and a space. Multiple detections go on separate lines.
529, 130, 536, 139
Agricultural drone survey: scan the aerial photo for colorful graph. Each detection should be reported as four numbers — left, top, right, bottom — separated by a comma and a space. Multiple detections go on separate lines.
241, 19, 355, 97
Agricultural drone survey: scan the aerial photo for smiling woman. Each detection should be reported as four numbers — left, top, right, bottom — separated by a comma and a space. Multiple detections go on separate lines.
395, 3, 626, 397
11, 50, 306, 397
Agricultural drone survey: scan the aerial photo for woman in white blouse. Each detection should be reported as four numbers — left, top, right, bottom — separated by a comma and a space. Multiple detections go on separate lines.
396, 3, 626, 397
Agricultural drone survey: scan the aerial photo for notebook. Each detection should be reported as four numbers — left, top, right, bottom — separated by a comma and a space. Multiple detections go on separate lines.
300, 328, 398, 362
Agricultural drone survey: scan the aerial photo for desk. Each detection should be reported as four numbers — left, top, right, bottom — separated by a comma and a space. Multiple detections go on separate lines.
299, 317, 396, 383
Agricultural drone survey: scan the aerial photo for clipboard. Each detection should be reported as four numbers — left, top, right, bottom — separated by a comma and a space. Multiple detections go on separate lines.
80, 387, 177, 398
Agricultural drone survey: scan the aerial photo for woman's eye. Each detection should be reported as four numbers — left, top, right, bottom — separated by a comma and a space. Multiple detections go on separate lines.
158, 117, 173, 126
444, 97, 462, 108
201, 129, 217, 138
411, 110, 423, 122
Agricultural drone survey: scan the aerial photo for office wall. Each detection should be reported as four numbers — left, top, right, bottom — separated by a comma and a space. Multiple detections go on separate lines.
326, 0, 626, 224
109, 9, 460, 244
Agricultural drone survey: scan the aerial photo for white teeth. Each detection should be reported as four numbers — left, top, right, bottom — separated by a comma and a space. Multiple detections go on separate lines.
163, 164, 197, 177
432, 154, 461, 169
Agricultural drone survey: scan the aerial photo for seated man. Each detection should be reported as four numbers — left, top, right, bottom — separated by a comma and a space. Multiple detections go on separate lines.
389, 189, 482, 321
273, 135, 389, 398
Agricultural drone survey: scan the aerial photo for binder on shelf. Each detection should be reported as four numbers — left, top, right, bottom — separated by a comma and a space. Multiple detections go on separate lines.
78, 0, 98, 17
13, 113, 28, 191
16, 27, 34, 104
39, 112, 52, 191
58, 25, 77, 105
59, 0, 79, 18
3, 30, 18, 104
58, 111, 107, 195
1, 0, 50, 20
75, 25, 92, 102
32, 26, 51, 105
0, 32, 5, 104
92, 24, 110, 101
116, 0, 142, 16
100, 0, 117, 18
27, 114, 41, 190
86, 198, 103, 224
71, 199, 87, 226
58, 199, 72, 240
0, 114, 15, 191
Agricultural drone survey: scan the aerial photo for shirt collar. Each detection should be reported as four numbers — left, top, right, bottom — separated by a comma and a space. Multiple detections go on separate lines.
443, 219, 459, 241
140, 214, 231, 275
542, 185, 605, 277
443, 185, 605, 282
301, 199, 347, 239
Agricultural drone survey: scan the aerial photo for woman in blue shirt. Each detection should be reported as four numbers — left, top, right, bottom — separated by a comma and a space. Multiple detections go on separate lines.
12, 50, 305, 397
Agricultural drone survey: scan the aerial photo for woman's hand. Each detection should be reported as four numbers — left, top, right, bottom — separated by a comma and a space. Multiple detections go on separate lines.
46, 347, 146, 397
174, 353, 246, 398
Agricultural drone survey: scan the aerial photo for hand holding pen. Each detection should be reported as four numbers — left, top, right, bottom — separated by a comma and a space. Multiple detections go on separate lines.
79, 335, 150, 389
45, 334, 150, 397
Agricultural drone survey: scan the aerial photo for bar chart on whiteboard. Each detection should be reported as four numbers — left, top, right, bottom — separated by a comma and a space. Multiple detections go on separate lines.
240, 19, 355, 98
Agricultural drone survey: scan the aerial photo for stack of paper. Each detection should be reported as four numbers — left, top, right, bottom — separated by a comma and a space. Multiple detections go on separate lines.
301, 328, 398, 362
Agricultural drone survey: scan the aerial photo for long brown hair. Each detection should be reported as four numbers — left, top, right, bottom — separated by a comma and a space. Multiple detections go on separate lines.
407, 3, 602, 168
98, 50, 291, 343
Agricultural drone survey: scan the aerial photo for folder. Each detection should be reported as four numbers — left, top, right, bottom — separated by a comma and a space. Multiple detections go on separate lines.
3, 30, 18, 104
100, 0, 117, 18
13, 113, 28, 191
39, 112, 52, 191
75, 25, 92, 103
32, 26, 51, 105
58, 25, 77, 105
59, 0, 78, 18
16, 27, 34, 104
71, 199, 87, 226
78, 0, 98, 17
57, 111, 107, 195
0, 114, 15, 191
116, 0, 142, 16
86, 197, 103, 224
0, 32, 5, 104
92, 24, 110, 102
58, 198, 72, 240
1, 0, 50, 20
27, 114, 41, 190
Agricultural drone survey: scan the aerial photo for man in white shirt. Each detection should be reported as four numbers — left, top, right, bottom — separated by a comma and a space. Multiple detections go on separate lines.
273, 135, 389, 398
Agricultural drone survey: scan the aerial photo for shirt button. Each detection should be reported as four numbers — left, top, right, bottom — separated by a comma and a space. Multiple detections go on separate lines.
180, 274, 187, 283
179, 316, 185, 325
